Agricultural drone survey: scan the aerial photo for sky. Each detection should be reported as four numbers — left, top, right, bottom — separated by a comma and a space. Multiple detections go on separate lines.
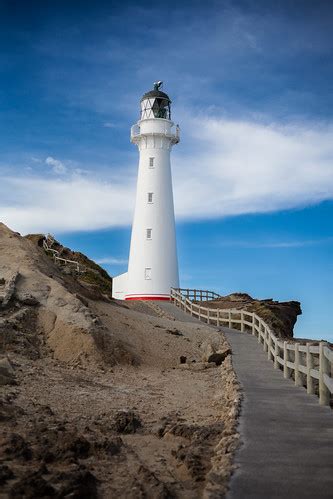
0, 0, 332, 341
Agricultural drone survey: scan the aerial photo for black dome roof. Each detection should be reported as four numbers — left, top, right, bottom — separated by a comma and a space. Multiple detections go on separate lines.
141, 89, 171, 102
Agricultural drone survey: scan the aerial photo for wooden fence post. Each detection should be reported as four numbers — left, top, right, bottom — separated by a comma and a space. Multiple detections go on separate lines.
264, 326, 269, 352
319, 342, 330, 406
283, 341, 289, 379
294, 342, 302, 387
241, 312, 245, 332
258, 322, 262, 344
274, 339, 279, 369
306, 342, 315, 395
267, 331, 272, 360
169, 289, 333, 407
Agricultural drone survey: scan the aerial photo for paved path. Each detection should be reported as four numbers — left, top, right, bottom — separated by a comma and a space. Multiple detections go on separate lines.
157, 302, 333, 499
223, 328, 333, 499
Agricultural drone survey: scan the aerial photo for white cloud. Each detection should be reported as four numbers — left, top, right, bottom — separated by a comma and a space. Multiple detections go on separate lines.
103, 122, 117, 128
95, 257, 128, 265
0, 176, 135, 234
0, 116, 333, 234
173, 116, 333, 219
31, 156, 42, 163
215, 238, 333, 249
45, 156, 67, 175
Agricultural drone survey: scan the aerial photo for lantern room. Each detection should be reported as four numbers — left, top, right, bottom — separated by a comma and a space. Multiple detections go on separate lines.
140, 81, 171, 120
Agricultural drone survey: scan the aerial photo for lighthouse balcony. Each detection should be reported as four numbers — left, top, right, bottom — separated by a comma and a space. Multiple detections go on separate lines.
131, 124, 180, 144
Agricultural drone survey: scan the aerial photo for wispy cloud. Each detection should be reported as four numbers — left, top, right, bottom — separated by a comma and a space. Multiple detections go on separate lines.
215, 238, 333, 249
31, 157, 42, 163
27, 2, 333, 123
1, 116, 333, 234
0, 176, 135, 234
95, 256, 128, 265
45, 156, 67, 175
103, 122, 117, 128
173, 115, 333, 220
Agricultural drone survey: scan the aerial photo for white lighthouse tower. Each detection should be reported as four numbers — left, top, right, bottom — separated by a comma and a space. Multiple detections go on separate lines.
112, 82, 180, 301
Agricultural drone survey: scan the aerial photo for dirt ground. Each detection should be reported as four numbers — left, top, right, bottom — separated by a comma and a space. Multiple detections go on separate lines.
0, 223, 240, 498
1, 305, 239, 498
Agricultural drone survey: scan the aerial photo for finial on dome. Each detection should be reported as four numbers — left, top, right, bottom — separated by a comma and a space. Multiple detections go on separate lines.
154, 80, 163, 91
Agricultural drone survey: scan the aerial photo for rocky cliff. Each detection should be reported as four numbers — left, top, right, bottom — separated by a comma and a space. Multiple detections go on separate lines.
201, 293, 302, 339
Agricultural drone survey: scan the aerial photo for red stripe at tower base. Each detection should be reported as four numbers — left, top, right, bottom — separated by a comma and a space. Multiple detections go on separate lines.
125, 296, 170, 301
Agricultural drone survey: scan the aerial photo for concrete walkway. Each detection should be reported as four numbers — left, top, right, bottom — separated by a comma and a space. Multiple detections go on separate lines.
157, 302, 333, 499
223, 328, 333, 499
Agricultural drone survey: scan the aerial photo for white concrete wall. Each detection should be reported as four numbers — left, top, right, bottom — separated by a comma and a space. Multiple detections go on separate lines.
112, 272, 128, 300
125, 118, 179, 300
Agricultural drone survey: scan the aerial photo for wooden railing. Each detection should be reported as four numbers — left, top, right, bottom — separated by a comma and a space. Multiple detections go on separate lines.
177, 288, 222, 301
43, 234, 83, 273
171, 288, 333, 407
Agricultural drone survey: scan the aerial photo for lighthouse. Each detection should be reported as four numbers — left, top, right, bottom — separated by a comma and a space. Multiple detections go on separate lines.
112, 82, 180, 301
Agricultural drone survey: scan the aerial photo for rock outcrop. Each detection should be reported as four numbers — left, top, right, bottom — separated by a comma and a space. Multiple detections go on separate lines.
0, 223, 110, 366
202, 293, 302, 339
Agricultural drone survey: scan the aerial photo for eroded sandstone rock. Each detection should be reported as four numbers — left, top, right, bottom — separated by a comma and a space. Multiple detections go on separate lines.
200, 293, 301, 338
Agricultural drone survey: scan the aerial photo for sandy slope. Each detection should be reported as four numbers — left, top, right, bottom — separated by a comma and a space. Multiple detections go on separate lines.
0, 223, 240, 498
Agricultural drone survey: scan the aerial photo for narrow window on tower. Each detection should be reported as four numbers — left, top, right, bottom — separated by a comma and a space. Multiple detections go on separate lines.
145, 268, 152, 280
149, 157, 155, 168
148, 192, 153, 203
146, 228, 152, 240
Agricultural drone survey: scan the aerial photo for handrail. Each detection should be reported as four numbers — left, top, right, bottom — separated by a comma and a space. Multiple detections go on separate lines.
170, 287, 333, 407
43, 234, 83, 273
176, 287, 222, 301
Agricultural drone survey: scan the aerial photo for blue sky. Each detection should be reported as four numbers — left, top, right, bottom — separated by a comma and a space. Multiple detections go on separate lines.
0, 0, 332, 341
